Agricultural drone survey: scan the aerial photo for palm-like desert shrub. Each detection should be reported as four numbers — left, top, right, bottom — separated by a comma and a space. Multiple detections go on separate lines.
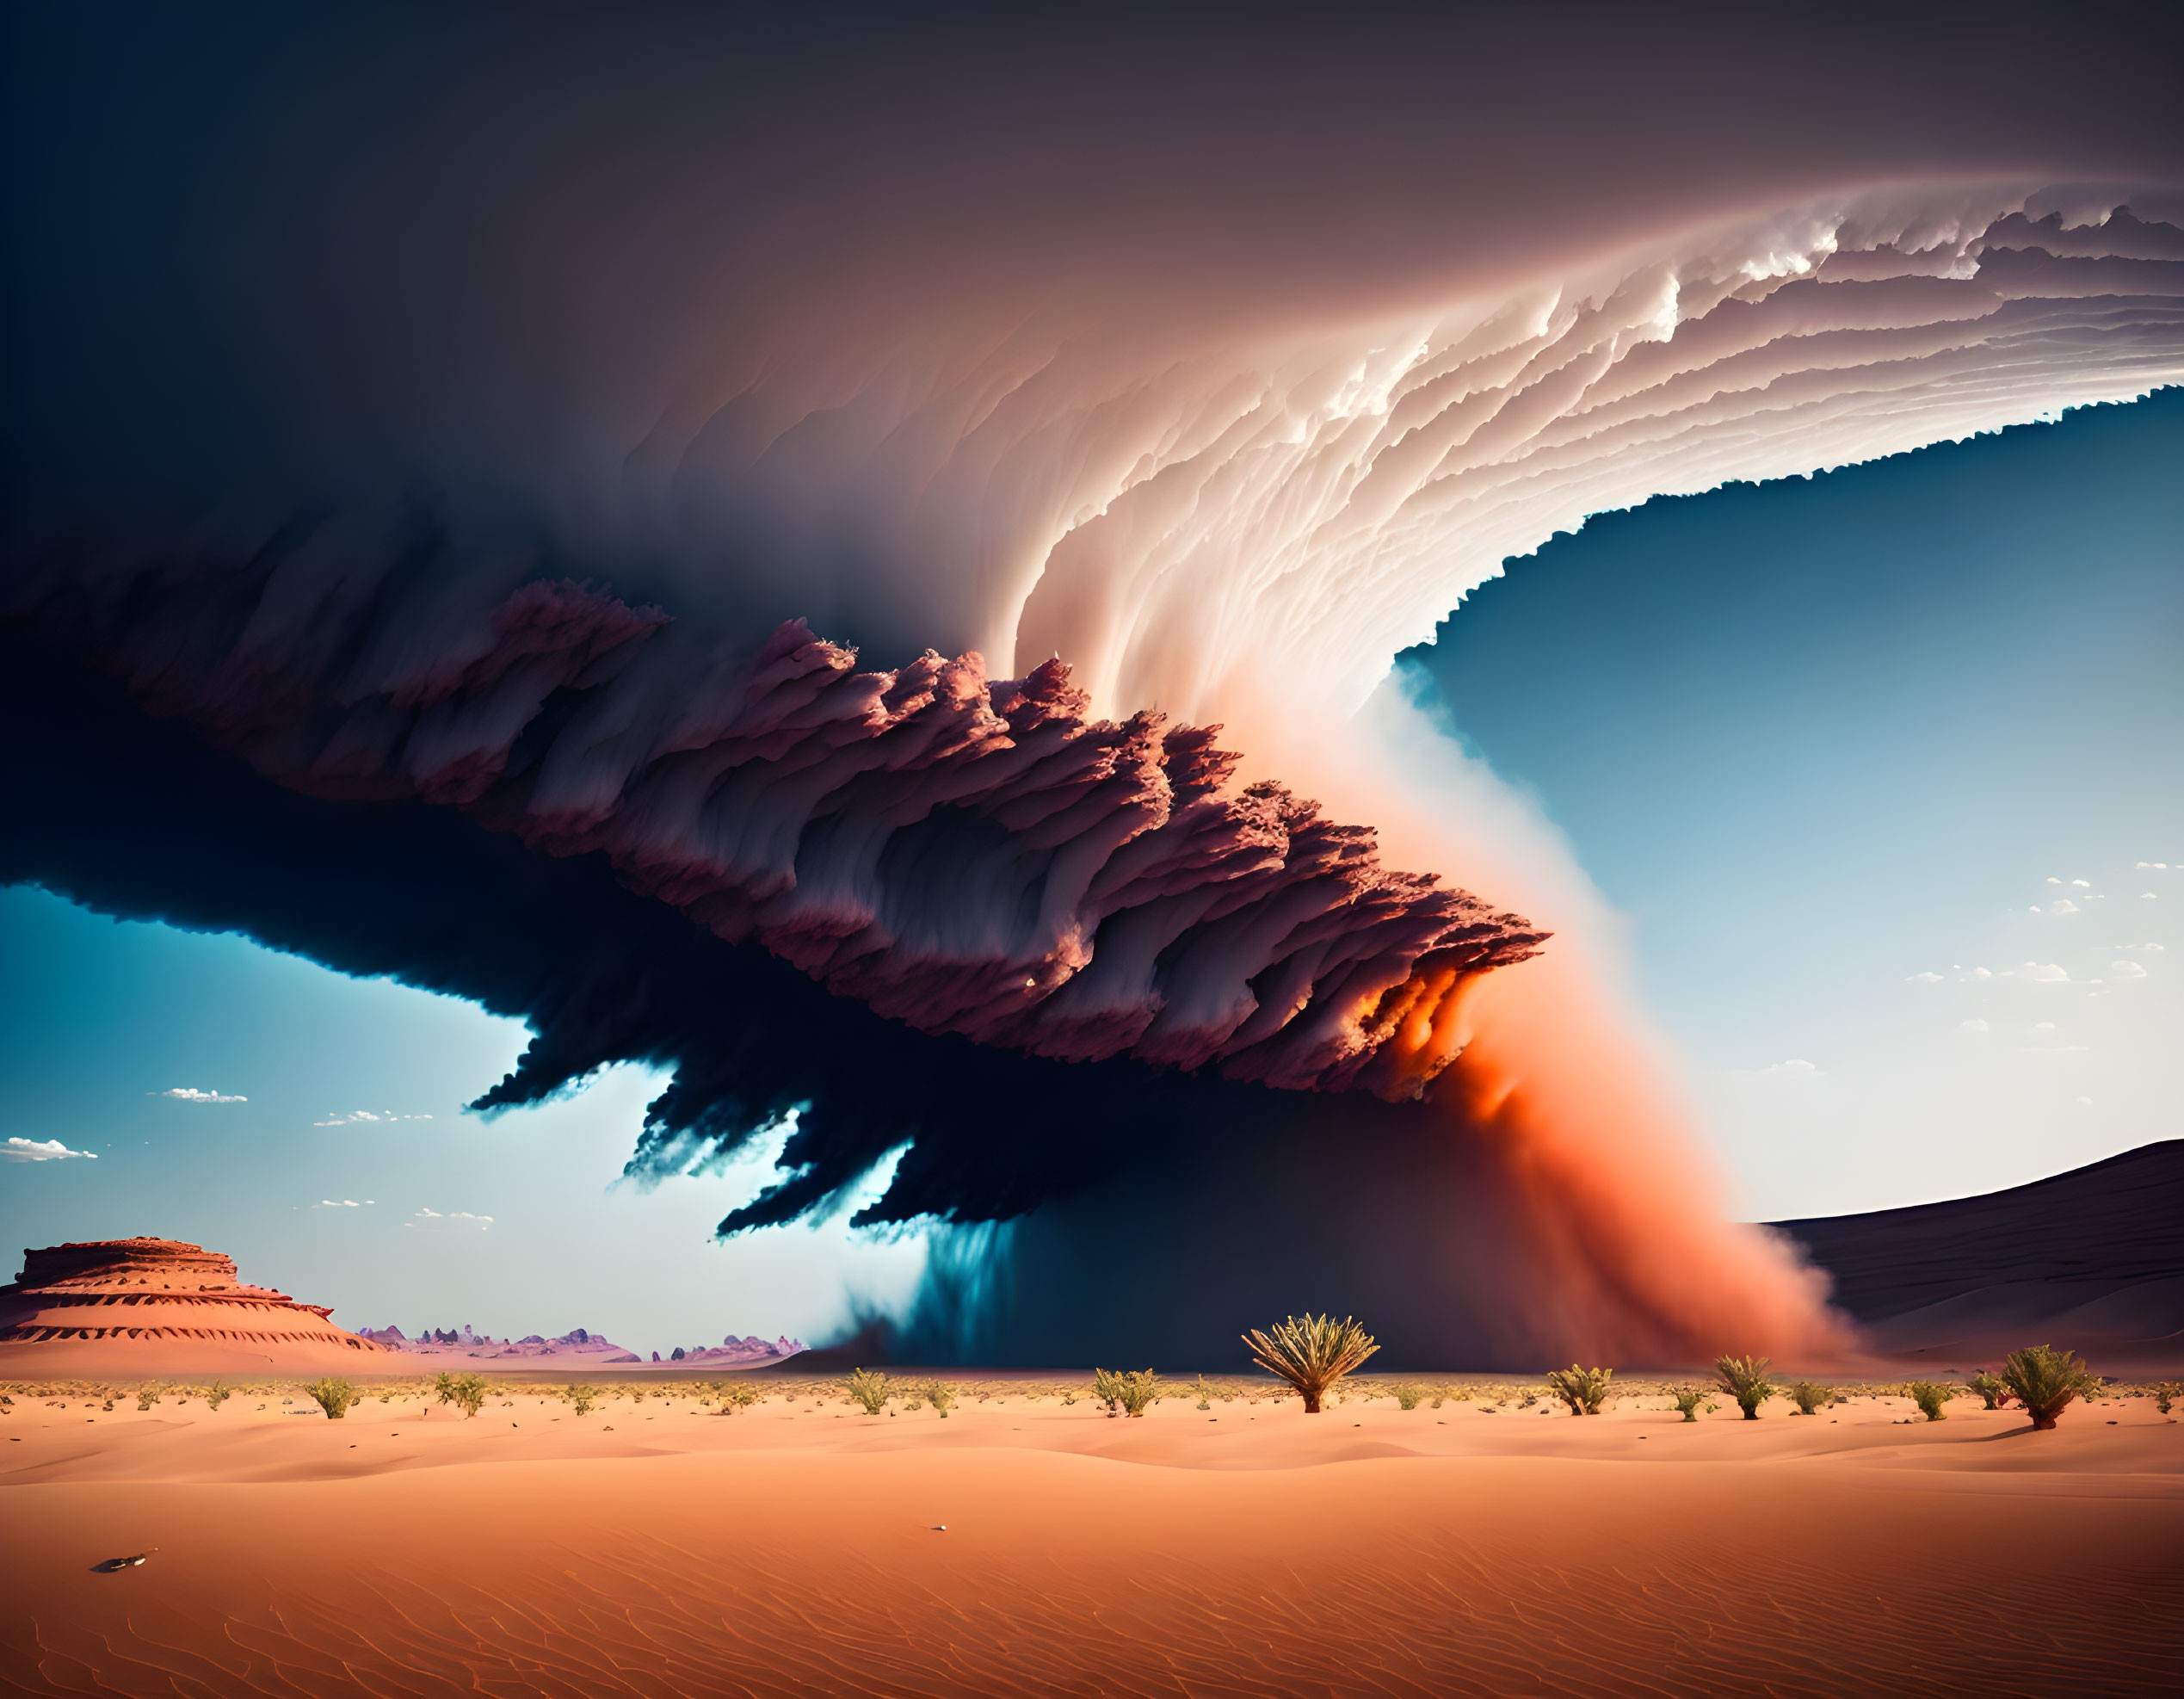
1669, 1388, 1715, 1422
1786, 1381, 1835, 1416
1242, 1314, 1379, 1414
1905, 1381, 1954, 1422
845, 1368, 893, 1415
921, 1381, 958, 1418
305, 1378, 360, 1420
1999, 1344, 2101, 1431
1090, 1367, 1131, 1414
1545, 1365, 1613, 1416
136, 1388, 161, 1412
1714, 1356, 1777, 1420
1967, 1373, 2009, 1410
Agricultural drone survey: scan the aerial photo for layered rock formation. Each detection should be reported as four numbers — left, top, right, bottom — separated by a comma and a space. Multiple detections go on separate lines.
0, 1238, 386, 1373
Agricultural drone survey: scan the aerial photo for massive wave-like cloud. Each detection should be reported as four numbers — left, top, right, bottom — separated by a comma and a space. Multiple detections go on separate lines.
5, 6, 2181, 1362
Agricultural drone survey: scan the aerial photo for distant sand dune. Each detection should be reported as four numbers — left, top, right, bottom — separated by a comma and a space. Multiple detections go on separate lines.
1776, 1140, 2184, 1370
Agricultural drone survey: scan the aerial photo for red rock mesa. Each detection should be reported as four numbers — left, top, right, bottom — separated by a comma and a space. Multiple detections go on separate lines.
0, 1238, 385, 1375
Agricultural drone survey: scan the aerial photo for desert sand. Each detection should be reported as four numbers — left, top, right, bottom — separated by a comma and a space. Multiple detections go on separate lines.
3, 1373, 2178, 1696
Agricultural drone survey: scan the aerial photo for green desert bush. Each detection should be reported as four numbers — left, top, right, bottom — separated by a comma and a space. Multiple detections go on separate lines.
1714, 1356, 1778, 1420
719, 1382, 760, 1412
135, 1388, 161, 1412
1999, 1344, 2101, 1431
435, 1372, 488, 1418
1786, 1381, 1835, 1416
1967, 1373, 2009, 1410
1905, 1381, 1954, 1422
1669, 1388, 1716, 1422
304, 1378, 360, 1420
1545, 1365, 1613, 1416
1389, 1383, 1427, 1411
2154, 1381, 2181, 1416
845, 1368, 893, 1415
920, 1381, 958, 1418
1242, 1314, 1379, 1414
1188, 1375, 1222, 1411
564, 1384, 597, 1415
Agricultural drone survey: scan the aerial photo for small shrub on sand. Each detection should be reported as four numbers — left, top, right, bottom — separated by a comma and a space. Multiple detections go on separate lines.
2154, 1382, 2181, 1416
136, 1388, 161, 1412
304, 1379, 360, 1420
1714, 1356, 1777, 1420
436, 1372, 488, 1418
1669, 1388, 1716, 1422
719, 1383, 759, 1413
920, 1381, 958, 1418
1999, 1345, 2101, 1431
1242, 1314, 1378, 1415
564, 1385, 597, 1415
1389, 1383, 1427, 1411
1905, 1381, 1954, 1422
1545, 1365, 1613, 1416
1786, 1381, 1835, 1416
1188, 1375, 1224, 1411
1092, 1368, 1161, 1417
845, 1368, 893, 1415
1967, 1373, 2010, 1410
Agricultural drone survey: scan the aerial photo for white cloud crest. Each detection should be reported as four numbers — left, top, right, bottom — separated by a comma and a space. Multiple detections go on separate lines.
3, 1137, 99, 1162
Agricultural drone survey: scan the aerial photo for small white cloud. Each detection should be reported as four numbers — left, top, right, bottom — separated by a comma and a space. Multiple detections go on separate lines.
312, 1198, 375, 1208
2022, 963, 2070, 982
2033, 1021, 2055, 1032
2070, 879, 2089, 888
2110, 961, 2149, 979
2046, 877, 2063, 885
2027, 905, 2042, 914
1958, 1018, 1990, 1033
1906, 971, 1944, 983
2146, 942, 2167, 953
1751, 1059, 1823, 1077
315, 1109, 435, 1127
2143, 893, 2159, 900
2045, 899, 2079, 915
412, 1207, 490, 1227
3, 1137, 99, 1162
155, 1087, 246, 1104
2075, 1096, 2093, 1105
1961, 967, 1993, 982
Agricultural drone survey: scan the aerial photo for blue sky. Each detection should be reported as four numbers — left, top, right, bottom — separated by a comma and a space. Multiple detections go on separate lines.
4, 392, 2176, 1330
1407, 391, 2181, 1217
0, 887, 928, 1350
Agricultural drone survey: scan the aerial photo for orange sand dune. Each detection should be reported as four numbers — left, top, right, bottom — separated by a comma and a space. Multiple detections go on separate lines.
3, 1383, 2179, 1696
